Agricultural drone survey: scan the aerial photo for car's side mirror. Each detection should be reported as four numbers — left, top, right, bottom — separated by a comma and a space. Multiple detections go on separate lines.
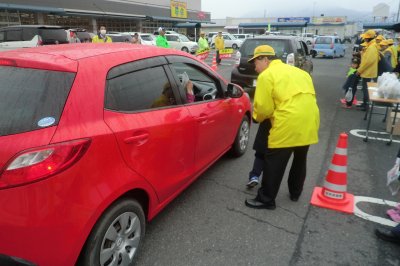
226, 83, 243, 98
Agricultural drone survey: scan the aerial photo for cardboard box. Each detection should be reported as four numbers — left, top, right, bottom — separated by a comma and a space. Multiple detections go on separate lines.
386, 112, 400, 135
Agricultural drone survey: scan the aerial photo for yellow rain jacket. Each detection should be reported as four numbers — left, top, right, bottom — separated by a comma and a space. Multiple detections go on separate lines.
391, 45, 398, 67
357, 41, 379, 78
92, 35, 112, 43
253, 60, 320, 148
215, 36, 224, 51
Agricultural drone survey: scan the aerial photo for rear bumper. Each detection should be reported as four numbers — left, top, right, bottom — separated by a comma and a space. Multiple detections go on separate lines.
313, 48, 335, 56
231, 66, 257, 88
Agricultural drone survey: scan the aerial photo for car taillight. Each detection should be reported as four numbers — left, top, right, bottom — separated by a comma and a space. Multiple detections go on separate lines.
330, 43, 334, 49
235, 51, 241, 66
286, 53, 295, 66
0, 139, 91, 189
0, 58, 17, 66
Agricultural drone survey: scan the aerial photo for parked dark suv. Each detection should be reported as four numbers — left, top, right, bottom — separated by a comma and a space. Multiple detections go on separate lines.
231, 35, 313, 88
0, 25, 68, 50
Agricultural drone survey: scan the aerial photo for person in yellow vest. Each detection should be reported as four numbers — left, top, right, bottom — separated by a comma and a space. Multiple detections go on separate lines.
375, 35, 385, 46
244, 45, 319, 209
387, 39, 398, 68
356, 30, 378, 111
380, 40, 396, 69
92, 26, 112, 43
214, 32, 225, 65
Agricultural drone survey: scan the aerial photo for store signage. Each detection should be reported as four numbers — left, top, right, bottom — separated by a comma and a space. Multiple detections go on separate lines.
277, 17, 310, 23
171, 1, 187, 19
311, 16, 346, 24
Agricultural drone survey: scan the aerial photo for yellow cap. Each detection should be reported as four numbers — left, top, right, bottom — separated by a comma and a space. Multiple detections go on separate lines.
248, 45, 275, 63
200, 31, 205, 35
376, 35, 385, 40
361, 30, 376, 39
379, 40, 389, 46
387, 39, 394, 45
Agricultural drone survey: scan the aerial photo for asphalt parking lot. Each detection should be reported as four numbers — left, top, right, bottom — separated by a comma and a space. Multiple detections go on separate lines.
135, 47, 400, 266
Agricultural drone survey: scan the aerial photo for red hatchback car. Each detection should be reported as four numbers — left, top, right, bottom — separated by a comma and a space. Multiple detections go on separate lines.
0, 44, 251, 266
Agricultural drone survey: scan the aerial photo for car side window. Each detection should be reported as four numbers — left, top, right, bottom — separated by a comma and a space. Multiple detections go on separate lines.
5, 29, 22, 41
166, 35, 178, 42
223, 35, 231, 40
105, 66, 177, 112
169, 62, 222, 103
296, 41, 304, 56
22, 28, 37, 41
335, 38, 340, 44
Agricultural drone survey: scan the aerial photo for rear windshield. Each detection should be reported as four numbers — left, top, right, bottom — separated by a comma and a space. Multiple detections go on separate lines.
315, 37, 333, 44
241, 39, 290, 58
0, 66, 75, 136
39, 29, 68, 44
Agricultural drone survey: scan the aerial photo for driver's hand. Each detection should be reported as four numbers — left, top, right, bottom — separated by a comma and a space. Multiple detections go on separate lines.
186, 81, 194, 95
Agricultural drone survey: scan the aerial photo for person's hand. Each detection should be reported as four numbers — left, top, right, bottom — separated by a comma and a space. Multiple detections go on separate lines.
356, 71, 361, 76
186, 80, 194, 95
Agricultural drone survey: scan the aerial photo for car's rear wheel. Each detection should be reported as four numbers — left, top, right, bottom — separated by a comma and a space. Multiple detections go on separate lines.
181, 47, 189, 53
230, 116, 250, 157
232, 43, 238, 49
80, 199, 145, 266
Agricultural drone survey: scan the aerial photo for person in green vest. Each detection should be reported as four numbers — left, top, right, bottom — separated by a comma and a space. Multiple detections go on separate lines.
156, 27, 170, 48
198, 31, 209, 52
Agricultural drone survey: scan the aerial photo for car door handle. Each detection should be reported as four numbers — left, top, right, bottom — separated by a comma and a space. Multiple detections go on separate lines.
124, 133, 149, 144
195, 114, 208, 124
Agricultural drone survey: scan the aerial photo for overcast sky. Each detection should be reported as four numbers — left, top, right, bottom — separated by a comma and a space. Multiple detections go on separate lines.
202, 0, 399, 19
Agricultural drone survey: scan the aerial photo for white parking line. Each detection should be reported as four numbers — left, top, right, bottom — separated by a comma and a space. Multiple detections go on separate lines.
354, 196, 399, 227
349, 129, 400, 143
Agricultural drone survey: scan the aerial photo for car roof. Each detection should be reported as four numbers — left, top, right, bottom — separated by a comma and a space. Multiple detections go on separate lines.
1, 25, 65, 29
0, 43, 191, 64
249, 35, 300, 40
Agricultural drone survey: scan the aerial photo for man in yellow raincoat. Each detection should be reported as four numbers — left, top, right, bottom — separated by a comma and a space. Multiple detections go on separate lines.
356, 29, 378, 111
214, 32, 224, 64
244, 45, 320, 209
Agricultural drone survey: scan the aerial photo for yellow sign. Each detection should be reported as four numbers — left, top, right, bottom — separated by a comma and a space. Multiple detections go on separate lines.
171, 1, 187, 19
220, 48, 233, 55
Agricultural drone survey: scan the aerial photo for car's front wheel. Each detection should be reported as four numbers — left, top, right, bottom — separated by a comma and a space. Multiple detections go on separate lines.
232, 43, 238, 49
230, 116, 250, 157
181, 47, 189, 53
80, 199, 145, 266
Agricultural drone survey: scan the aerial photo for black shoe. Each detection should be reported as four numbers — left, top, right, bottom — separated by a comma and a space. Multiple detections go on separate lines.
375, 228, 400, 245
245, 198, 276, 210
290, 194, 300, 202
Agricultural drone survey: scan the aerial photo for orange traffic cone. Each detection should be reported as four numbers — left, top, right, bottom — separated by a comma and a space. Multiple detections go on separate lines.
352, 95, 357, 105
211, 54, 218, 71
310, 133, 354, 214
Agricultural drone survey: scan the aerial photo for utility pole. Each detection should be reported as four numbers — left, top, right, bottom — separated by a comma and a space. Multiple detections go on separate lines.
397, 0, 400, 21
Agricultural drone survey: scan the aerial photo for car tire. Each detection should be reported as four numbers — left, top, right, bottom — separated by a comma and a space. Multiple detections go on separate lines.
230, 116, 250, 157
232, 43, 238, 49
181, 47, 189, 53
80, 199, 145, 266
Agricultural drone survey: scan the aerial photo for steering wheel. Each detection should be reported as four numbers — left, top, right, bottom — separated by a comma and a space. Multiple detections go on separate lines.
203, 88, 217, 100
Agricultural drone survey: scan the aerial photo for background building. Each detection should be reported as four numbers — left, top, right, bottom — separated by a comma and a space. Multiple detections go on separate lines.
0, 0, 211, 34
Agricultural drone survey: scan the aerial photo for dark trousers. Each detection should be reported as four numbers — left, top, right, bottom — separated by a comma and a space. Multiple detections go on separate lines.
393, 224, 400, 237
216, 50, 221, 64
249, 152, 264, 178
361, 77, 375, 106
257, 145, 310, 203
343, 74, 360, 106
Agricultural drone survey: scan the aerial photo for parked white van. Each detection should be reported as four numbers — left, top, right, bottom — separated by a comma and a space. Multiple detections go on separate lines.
165, 33, 198, 53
